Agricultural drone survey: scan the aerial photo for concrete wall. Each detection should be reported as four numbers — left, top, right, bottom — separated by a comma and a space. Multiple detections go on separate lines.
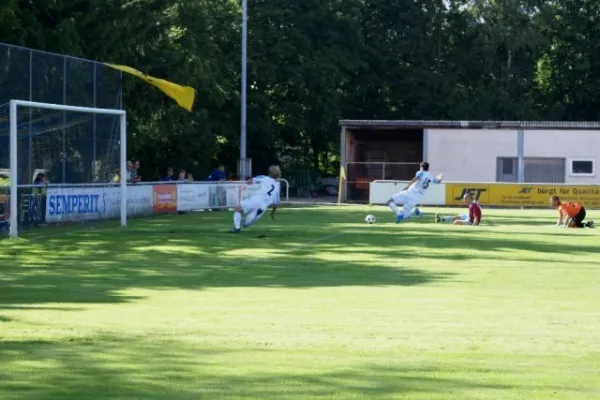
426, 128, 600, 183
524, 130, 598, 183
426, 129, 518, 182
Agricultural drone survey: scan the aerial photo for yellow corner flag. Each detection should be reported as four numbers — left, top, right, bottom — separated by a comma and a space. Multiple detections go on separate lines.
106, 63, 196, 112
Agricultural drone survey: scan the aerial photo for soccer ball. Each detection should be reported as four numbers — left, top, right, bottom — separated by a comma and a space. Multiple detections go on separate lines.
365, 214, 376, 224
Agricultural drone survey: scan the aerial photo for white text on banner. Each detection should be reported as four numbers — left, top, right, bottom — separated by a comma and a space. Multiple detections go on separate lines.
177, 184, 210, 211
46, 186, 117, 222
126, 186, 154, 215
46, 185, 154, 222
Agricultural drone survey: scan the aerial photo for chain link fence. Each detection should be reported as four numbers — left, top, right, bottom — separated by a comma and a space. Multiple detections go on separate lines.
0, 43, 124, 234
0, 42, 123, 186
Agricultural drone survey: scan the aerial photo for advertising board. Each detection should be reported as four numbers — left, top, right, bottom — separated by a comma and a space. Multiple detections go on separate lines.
153, 184, 177, 213
209, 184, 228, 208
100, 185, 153, 218
19, 189, 45, 226
127, 185, 154, 216
45, 186, 116, 222
177, 184, 210, 211
0, 193, 8, 232
445, 183, 600, 207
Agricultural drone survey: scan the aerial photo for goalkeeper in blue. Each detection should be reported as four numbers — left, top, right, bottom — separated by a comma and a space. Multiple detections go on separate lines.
386, 161, 443, 223
231, 165, 281, 233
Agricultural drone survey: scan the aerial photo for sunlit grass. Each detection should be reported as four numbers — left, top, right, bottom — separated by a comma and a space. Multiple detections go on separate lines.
1, 206, 599, 399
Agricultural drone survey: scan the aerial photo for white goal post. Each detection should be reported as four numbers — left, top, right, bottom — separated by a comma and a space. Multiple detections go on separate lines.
8, 99, 127, 239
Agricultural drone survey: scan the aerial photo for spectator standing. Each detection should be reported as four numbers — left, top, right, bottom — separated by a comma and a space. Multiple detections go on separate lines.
131, 160, 141, 183
113, 168, 121, 183
163, 167, 175, 181
176, 169, 192, 215
32, 172, 47, 227
207, 165, 226, 181
126, 161, 133, 183
32, 172, 47, 193
207, 165, 226, 212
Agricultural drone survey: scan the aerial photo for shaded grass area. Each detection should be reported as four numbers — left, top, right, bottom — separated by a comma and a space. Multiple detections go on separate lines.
1, 206, 599, 399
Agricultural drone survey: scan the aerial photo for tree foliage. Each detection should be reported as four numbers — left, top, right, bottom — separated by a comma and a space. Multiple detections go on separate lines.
1, 0, 598, 178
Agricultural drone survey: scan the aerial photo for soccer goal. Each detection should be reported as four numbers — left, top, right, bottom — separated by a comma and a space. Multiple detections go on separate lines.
1, 100, 127, 239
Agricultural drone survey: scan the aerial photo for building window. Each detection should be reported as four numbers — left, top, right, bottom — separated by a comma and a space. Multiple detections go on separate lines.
497, 157, 565, 183
502, 158, 514, 174
496, 157, 517, 182
570, 159, 595, 176
524, 158, 565, 183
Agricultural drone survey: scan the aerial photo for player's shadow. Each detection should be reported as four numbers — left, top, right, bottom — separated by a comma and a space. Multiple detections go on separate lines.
336, 229, 598, 257
0, 222, 456, 307
0, 338, 566, 399
446, 228, 593, 237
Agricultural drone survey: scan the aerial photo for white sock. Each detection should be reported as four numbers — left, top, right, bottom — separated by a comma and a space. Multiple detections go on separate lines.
388, 201, 400, 215
441, 216, 454, 222
233, 212, 242, 229
400, 208, 411, 220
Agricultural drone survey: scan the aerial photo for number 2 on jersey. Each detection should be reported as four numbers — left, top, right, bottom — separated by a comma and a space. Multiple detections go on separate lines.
267, 185, 275, 196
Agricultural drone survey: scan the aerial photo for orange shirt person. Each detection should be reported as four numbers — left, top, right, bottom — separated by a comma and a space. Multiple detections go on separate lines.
550, 196, 594, 228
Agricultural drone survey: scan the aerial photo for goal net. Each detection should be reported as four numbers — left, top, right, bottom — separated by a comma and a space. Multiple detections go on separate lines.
0, 100, 127, 238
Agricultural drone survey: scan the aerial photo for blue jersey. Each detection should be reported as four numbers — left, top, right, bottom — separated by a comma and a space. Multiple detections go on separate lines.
207, 169, 226, 181
408, 170, 437, 195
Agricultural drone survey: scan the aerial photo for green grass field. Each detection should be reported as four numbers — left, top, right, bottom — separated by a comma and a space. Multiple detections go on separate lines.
1, 206, 599, 400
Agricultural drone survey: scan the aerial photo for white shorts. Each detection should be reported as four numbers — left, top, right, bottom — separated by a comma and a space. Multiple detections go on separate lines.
391, 190, 421, 207
241, 195, 268, 214
458, 214, 472, 225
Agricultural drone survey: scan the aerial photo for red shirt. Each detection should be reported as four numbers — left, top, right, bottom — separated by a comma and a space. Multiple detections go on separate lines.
469, 201, 482, 223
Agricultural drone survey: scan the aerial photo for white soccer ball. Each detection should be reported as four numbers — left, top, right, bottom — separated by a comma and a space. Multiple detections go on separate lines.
365, 214, 376, 224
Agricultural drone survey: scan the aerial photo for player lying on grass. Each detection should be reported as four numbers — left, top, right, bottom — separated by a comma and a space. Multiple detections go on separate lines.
551, 196, 595, 228
436, 192, 482, 225
386, 161, 443, 223
231, 165, 281, 233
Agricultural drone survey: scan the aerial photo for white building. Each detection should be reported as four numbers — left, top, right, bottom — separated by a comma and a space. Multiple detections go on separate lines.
339, 120, 600, 202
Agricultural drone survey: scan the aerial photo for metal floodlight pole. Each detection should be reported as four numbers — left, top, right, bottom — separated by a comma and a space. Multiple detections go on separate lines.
240, 0, 248, 180
9, 101, 18, 239
28, 49, 33, 182
119, 113, 127, 228
62, 57, 67, 183
517, 129, 525, 183
93, 62, 97, 166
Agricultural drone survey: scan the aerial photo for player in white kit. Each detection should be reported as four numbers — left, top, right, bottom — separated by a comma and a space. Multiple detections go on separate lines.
387, 161, 443, 223
231, 165, 281, 233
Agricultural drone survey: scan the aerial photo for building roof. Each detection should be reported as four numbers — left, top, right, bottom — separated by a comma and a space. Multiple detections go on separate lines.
339, 119, 600, 130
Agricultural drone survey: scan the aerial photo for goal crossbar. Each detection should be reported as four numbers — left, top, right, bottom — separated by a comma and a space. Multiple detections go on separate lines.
8, 99, 128, 239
